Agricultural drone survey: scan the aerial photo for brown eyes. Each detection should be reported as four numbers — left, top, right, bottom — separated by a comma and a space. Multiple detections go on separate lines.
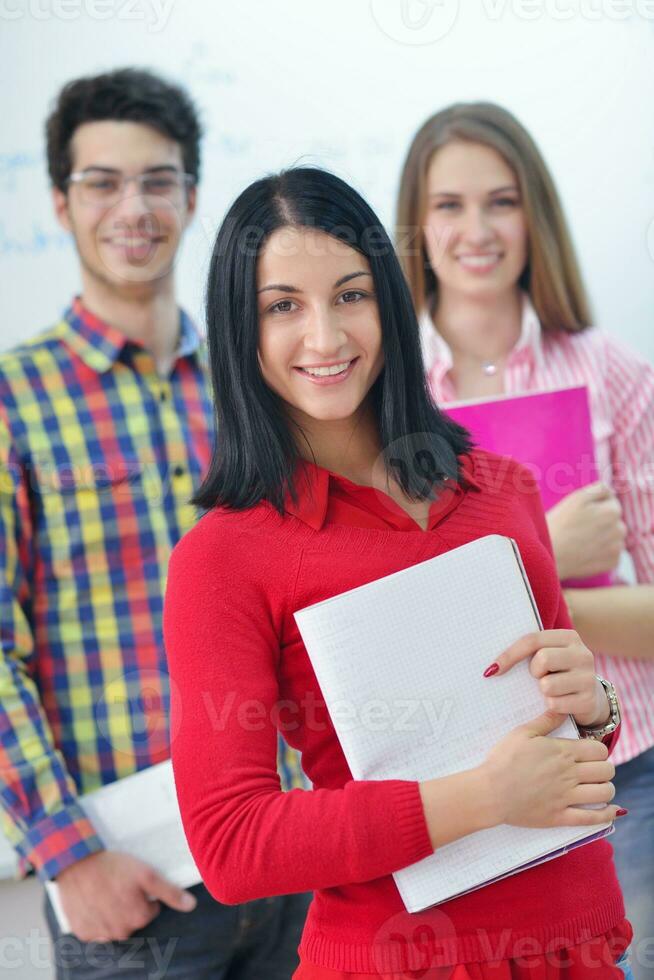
266, 290, 369, 315
269, 299, 296, 314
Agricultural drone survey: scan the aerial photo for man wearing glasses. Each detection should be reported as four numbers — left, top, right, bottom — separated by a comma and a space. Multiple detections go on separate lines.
0, 68, 309, 978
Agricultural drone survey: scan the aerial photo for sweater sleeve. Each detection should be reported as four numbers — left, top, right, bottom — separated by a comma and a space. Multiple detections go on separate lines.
163, 515, 433, 905
514, 461, 621, 756
0, 411, 104, 880
604, 335, 654, 585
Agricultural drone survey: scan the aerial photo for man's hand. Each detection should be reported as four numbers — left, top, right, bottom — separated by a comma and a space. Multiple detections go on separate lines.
546, 482, 626, 581
55, 851, 197, 942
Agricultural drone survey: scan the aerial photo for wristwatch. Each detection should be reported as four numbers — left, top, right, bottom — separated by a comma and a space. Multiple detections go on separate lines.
578, 676, 621, 741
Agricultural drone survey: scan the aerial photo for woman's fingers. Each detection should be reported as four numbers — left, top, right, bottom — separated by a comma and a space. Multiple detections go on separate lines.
544, 694, 598, 715
488, 630, 577, 676
556, 804, 623, 827
568, 781, 616, 806
575, 760, 615, 784
539, 670, 583, 696
572, 738, 609, 763
530, 646, 587, 678
584, 481, 613, 501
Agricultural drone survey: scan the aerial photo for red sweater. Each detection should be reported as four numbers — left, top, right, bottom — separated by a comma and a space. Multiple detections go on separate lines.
163, 449, 626, 974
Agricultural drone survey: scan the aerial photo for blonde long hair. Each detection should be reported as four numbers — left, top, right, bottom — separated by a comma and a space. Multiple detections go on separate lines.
396, 102, 592, 333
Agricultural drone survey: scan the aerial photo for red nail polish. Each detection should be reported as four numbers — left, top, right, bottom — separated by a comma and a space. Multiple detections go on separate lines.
616, 808, 628, 817
483, 663, 500, 678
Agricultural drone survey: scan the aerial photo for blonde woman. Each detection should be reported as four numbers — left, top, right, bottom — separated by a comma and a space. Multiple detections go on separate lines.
396, 102, 654, 979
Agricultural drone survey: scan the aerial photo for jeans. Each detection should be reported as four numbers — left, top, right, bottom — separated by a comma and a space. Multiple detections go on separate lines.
44, 882, 311, 979
612, 745, 654, 980
618, 949, 636, 979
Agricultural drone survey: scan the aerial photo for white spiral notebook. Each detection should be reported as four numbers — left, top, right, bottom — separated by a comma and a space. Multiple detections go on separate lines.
294, 534, 613, 912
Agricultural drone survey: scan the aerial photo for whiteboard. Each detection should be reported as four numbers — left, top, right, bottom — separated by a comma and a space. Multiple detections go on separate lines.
0, 1, 652, 879
0, 2, 653, 358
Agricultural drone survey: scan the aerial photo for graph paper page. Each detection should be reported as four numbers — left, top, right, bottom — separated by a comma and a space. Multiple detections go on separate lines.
294, 534, 612, 911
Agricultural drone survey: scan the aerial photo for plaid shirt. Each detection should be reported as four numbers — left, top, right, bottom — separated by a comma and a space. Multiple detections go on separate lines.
0, 298, 305, 881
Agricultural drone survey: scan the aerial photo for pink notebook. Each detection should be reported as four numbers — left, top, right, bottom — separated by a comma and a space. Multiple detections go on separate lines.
444, 385, 612, 588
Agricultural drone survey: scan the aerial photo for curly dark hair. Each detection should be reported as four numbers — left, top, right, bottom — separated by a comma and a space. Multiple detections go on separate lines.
46, 67, 203, 191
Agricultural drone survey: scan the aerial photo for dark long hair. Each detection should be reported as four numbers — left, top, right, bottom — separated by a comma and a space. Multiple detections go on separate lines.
193, 166, 472, 514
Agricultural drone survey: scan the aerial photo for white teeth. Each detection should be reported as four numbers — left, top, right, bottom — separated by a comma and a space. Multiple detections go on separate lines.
111, 238, 154, 246
302, 360, 352, 377
458, 255, 500, 268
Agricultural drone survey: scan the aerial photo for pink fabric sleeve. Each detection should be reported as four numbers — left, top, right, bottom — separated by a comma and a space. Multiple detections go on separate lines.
605, 336, 654, 585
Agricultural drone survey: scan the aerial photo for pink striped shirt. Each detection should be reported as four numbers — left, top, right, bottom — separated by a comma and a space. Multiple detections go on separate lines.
420, 293, 654, 765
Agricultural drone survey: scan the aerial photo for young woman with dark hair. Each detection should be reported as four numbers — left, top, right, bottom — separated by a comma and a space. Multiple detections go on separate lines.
164, 167, 631, 979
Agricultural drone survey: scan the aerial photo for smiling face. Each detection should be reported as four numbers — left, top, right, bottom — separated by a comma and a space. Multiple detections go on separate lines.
423, 140, 528, 302
52, 120, 196, 293
256, 226, 385, 428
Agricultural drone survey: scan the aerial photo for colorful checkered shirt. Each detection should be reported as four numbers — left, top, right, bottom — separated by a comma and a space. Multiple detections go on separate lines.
0, 298, 306, 881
